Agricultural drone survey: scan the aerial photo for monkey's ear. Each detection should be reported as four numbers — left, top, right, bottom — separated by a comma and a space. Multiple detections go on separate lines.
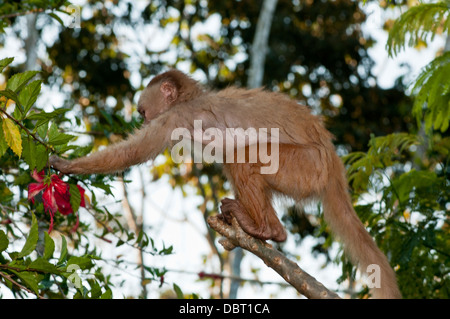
160, 81, 178, 104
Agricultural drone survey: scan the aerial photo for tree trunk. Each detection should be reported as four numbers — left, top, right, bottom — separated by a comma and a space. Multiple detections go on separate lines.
247, 0, 278, 89
24, 14, 39, 71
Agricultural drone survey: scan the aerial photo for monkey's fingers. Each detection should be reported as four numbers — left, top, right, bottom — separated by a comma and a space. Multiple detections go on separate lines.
220, 197, 287, 242
48, 155, 72, 174
220, 198, 269, 240
219, 198, 237, 224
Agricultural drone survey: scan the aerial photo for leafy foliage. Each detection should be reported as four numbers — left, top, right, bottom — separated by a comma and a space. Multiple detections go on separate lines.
0, 56, 170, 298
410, 51, 450, 132
387, 2, 449, 57
343, 132, 449, 298
345, 133, 418, 193
338, 1, 450, 298
387, 1, 450, 133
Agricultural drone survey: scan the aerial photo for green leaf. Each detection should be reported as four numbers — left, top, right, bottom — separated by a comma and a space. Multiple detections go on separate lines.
173, 283, 184, 299
27, 108, 70, 128
88, 280, 102, 299
411, 52, 450, 133
29, 257, 60, 274
48, 122, 75, 146
0, 89, 21, 110
6, 71, 39, 93
0, 184, 13, 204
397, 233, 420, 265
2, 117, 22, 157
136, 230, 144, 245
36, 122, 49, 139
69, 184, 82, 213
21, 136, 37, 170
67, 256, 94, 270
0, 57, 14, 73
0, 121, 8, 157
43, 232, 55, 260
0, 230, 9, 253
116, 239, 125, 247
393, 170, 438, 204
48, 12, 65, 26
100, 289, 112, 299
10, 270, 39, 295
58, 236, 68, 264
18, 213, 39, 258
35, 144, 49, 172
19, 80, 41, 115
91, 182, 113, 196
28, 108, 70, 120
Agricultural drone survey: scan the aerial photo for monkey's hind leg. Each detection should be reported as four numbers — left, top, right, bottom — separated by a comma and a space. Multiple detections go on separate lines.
221, 164, 287, 242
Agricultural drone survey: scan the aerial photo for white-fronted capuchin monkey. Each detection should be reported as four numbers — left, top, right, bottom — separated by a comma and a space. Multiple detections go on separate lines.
49, 70, 401, 299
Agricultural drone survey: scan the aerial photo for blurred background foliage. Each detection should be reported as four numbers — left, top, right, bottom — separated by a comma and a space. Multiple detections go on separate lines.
0, 0, 448, 299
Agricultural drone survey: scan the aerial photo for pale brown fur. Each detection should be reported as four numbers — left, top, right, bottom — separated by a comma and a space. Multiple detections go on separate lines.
49, 69, 401, 298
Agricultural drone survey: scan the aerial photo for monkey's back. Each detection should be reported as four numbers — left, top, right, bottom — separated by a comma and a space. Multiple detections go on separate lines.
191, 86, 335, 150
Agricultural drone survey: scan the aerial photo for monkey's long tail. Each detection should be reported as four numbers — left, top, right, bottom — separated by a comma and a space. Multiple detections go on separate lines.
321, 153, 401, 299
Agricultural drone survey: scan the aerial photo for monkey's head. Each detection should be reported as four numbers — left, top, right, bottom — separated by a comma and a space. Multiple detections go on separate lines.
137, 70, 202, 124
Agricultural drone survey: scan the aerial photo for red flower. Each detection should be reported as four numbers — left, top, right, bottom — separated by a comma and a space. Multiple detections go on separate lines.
28, 170, 86, 233
77, 185, 86, 208
51, 174, 73, 216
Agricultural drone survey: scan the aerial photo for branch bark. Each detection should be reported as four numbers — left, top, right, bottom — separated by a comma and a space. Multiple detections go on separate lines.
207, 215, 341, 299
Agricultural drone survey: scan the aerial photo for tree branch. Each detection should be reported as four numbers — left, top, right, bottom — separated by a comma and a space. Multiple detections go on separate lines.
0, 271, 46, 299
207, 215, 341, 299
0, 8, 46, 20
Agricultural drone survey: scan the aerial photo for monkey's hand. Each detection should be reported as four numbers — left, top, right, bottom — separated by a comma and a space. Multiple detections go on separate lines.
48, 155, 73, 174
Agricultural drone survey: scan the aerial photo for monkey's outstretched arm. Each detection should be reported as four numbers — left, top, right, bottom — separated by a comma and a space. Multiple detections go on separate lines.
49, 113, 176, 175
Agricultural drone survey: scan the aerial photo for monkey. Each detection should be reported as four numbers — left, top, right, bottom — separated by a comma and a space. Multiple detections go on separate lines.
49, 69, 401, 299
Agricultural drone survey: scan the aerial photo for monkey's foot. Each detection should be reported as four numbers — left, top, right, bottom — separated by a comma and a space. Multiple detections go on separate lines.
220, 198, 286, 242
